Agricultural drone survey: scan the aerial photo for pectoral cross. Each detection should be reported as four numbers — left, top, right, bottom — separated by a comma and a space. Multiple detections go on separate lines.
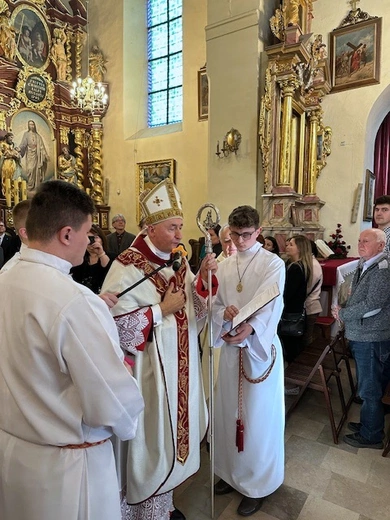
349, 0, 360, 12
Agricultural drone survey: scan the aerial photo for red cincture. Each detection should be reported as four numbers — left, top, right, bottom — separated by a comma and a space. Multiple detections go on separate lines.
236, 419, 244, 452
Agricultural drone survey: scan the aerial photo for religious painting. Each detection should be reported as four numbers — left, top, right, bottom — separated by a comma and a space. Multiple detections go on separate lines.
12, 4, 51, 70
11, 110, 55, 197
197, 66, 208, 121
363, 169, 375, 222
136, 159, 176, 223
330, 17, 382, 93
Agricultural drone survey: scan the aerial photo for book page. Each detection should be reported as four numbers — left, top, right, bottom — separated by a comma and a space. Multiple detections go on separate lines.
230, 282, 280, 332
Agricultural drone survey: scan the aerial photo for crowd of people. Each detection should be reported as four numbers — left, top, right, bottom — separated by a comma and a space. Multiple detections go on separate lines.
1, 180, 390, 520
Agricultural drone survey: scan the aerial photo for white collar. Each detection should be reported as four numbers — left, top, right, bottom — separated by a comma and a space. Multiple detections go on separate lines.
20, 248, 73, 275
237, 241, 261, 257
144, 235, 171, 260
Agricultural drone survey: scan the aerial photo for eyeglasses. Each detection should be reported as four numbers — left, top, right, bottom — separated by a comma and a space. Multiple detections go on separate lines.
230, 230, 257, 241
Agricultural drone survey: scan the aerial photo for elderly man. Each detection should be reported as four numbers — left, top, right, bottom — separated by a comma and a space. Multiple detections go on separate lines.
211, 205, 285, 517
107, 213, 136, 257
334, 228, 390, 449
373, 195, 390, 253
102, 179, 218, 520
0, 180, 144, 520
216, 223, 237, 262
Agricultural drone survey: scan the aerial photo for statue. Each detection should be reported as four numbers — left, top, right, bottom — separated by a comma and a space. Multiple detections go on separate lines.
57, 146, 77, 185
286, 0, 300, 27
51, 26, 68, 82
312, 34, 327, 61
0, 133, 24, 196
0, 2, 16, 62
89, 45, 107, 83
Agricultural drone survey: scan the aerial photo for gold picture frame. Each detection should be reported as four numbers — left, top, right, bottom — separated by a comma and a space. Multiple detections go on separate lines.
12, 4, 51, 70
363, 169, 375, 222
136, 159, 176, 223
197, 66, 208, 121
330, 17, 382, 93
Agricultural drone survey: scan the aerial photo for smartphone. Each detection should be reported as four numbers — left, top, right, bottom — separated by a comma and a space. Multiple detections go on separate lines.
88, 236, 95, 244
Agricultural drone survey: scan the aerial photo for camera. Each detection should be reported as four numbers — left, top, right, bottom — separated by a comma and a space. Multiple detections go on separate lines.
88, 236, 96, 244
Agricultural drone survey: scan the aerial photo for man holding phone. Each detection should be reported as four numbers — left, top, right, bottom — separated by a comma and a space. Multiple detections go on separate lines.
211, 205, 285, 517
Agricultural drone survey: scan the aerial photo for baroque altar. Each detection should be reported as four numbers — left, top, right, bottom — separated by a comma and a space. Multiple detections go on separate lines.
259, 0, 332, 251
0, 0, 110, 230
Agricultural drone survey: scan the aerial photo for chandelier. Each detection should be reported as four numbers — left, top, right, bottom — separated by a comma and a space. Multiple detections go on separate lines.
70, 77, 108, 113
69, 0, 108, 114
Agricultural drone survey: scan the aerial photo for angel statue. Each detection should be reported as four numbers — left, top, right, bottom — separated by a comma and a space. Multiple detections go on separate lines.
89, 45, 107, 83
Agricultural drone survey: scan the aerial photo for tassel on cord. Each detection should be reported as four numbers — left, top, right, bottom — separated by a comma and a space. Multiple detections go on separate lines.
236, 419, 244, 452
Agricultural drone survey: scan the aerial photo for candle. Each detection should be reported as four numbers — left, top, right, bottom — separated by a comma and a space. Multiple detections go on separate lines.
21, 180, 27, 200
13, 181, 20, 205
5, 178, 11, 207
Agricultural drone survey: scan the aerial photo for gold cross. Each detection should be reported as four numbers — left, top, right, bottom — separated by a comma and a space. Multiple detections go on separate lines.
350, 0, 360, 11
153, 196, 163, 206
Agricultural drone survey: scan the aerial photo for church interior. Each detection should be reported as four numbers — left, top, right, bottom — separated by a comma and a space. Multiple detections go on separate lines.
1, 0, 390, 519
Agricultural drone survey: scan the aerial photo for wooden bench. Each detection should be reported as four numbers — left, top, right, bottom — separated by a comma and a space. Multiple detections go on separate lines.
382, 381, 390, 458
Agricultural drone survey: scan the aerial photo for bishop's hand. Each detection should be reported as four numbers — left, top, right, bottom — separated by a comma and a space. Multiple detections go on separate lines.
160, 283, 186, 317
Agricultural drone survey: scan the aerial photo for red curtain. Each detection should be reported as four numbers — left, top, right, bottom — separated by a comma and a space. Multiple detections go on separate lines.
374, 111, 390, 199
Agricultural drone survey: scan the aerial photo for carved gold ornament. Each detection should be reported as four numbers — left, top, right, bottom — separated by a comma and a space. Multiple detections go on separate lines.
15, 67, 56, 128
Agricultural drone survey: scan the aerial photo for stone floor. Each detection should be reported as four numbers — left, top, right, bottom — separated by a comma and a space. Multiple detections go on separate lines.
174, 384, 390, 520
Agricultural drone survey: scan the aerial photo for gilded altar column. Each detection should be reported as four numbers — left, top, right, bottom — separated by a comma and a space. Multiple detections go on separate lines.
90, 118, 104, 205
65, 30, 73, 82
278, 78, 300, 187
73, 127, 85, 189
74, 30, 86, 80
306, 109, 321, 196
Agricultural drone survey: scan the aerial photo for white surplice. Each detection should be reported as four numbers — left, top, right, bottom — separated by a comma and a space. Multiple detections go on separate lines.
0, 248, 144, 520
212, 243, 286, 498
101, 239, 208, 506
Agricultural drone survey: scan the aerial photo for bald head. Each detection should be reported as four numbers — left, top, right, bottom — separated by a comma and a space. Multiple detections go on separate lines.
358, 229, 386, 261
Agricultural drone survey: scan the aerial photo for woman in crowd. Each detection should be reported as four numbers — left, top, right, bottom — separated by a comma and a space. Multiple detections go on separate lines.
304, 241, 323, 346
280, 235, 312, 364
264, 236, 280, 256
71, 224, 115, 294
199, 224, 222, 261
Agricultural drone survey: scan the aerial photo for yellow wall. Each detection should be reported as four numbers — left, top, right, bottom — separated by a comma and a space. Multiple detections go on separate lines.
90, 0, 208, 244
311, 1, 390, 255
91, 0, 390, 255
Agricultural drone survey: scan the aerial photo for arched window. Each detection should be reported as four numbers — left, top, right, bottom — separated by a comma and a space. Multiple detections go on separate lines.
147, 0, 183, 127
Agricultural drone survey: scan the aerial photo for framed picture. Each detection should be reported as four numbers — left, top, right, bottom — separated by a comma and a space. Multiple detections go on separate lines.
12, 4, 51, 70
11, 110, 55, 197
136, 159, 176, 223
197, 67, 208, 121
330, 17, 382, 93
363, 169, 375, 222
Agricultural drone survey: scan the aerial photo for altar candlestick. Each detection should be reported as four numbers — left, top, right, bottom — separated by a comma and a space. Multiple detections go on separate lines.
5, 178, 11, 207
21, 180, 27, 200
13, 181, 20, 205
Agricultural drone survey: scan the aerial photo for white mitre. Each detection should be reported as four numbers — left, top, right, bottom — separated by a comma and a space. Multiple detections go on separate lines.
140, 179, 183, 226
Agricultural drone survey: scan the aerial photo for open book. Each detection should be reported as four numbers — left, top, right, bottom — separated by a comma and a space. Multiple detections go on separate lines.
228, 282, 280, 335
315, 239, 334, 259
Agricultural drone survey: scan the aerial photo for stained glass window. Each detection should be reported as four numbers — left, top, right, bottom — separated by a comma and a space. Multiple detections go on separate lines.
147, 0, 183, 127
